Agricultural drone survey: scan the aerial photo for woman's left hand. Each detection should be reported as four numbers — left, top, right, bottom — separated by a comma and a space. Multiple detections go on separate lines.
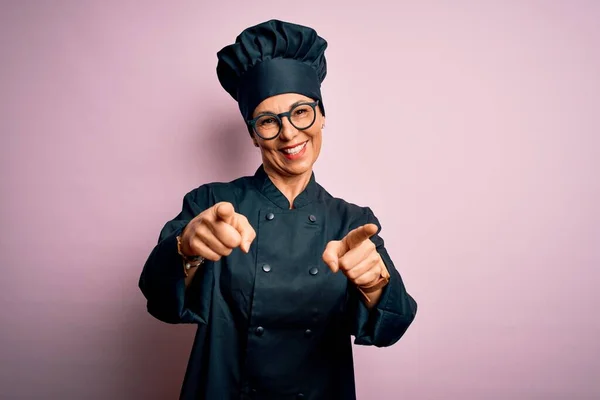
322, 224, 390, 305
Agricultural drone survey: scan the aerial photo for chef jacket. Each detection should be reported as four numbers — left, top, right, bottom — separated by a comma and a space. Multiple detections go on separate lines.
139, 165, 417, 400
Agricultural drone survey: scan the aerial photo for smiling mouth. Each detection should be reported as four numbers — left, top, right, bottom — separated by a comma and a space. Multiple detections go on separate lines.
280, 141, 308, 155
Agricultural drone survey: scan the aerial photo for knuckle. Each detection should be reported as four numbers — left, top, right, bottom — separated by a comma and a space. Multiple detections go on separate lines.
363, 274, 377, 286
339, 259, 351, 272
370, 252, 380, 265
194, 221, 206, 233
196, 227, 211, 242
197, 215, 211, 228
369, 269, 379, 280
355, 275, 368, 286
187, 240, 199, 254
186, 220, 199, 234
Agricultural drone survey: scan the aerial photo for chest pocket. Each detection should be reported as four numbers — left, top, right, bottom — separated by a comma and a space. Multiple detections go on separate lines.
249, 208, 347, 329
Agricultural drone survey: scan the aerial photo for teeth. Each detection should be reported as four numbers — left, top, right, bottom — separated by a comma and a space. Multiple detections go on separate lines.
283, 142, 306, 155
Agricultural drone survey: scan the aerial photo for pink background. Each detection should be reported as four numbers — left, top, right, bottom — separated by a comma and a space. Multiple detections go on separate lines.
1, 1, 599, 399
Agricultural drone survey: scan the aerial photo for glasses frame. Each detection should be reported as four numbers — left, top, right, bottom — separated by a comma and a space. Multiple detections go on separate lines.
247, 100, 320, 140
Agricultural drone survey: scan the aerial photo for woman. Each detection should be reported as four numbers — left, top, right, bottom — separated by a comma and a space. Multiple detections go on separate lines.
139, 19, 417, 400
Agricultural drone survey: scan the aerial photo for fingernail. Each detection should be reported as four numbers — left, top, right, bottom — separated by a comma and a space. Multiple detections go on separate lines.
331, 261, 338, 272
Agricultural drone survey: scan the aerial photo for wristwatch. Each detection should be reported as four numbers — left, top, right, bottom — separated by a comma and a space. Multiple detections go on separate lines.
176, 235, 205, 277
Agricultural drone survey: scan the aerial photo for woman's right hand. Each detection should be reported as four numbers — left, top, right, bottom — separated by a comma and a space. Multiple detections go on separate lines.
179, 202, 256, 261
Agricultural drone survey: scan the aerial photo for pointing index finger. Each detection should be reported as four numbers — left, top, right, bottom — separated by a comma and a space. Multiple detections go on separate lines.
213, 202, 256, 253
214, 202, 235, 224
342, 223, 378, 251
221, 210, 255, 253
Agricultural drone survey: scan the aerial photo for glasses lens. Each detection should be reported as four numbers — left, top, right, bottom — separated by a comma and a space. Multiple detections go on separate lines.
254, 115, 281, 139
290, 104, 316, 130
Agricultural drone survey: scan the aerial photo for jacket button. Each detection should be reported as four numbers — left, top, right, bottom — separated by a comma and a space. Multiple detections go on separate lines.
262, 264, 271, 273
304, 329, 312, 337
309, 267, 318, 276
308, 214, 316, 222
296, 394, 305, 399
255, 326, 264, 336
266, 212, 275, 220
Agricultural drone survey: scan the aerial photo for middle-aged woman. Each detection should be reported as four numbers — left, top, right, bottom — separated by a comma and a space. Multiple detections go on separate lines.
139, 19, 417, 400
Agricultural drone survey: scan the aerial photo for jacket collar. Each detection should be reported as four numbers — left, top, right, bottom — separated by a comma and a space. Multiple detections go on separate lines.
253, 165, 319, 209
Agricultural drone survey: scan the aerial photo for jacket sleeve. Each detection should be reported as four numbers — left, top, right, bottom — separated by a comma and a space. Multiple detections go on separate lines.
351, 207, 418, 347
138, 186, 214, 325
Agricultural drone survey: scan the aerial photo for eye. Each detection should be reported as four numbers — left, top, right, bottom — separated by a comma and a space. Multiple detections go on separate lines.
293, 106, 311, 116
258, 117, 277, 126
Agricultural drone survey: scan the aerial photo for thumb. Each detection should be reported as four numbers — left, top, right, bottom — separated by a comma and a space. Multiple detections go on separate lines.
214, 202, 235, 225
322, 240, 344, 273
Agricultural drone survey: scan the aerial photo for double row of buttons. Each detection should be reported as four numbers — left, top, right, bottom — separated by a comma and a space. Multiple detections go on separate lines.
258, 210, 318, 341
256, 210, 313, 399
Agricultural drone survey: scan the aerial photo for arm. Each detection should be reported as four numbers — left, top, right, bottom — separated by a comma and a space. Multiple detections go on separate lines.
351, 207, 418, 347
138, 187, 212, 325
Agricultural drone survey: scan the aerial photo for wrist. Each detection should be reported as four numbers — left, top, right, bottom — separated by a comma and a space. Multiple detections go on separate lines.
178, 224, 195, 255
357, 260, 390, 304
176, 234, 204, 277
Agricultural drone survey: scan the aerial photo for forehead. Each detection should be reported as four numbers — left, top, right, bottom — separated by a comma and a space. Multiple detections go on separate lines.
253, 93, 314, 116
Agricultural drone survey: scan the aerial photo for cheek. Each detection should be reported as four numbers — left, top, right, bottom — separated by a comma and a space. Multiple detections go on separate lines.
258, 141, 278, 153
311, 131, 322, 149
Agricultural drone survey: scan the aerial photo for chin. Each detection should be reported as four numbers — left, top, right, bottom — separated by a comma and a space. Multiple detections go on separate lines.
279, 161, 311, 176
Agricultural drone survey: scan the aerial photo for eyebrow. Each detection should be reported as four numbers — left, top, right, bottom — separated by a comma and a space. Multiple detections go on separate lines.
254, 100, 310, 117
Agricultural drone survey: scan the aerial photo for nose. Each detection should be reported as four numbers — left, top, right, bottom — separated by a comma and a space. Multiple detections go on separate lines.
278, 117, 298, 141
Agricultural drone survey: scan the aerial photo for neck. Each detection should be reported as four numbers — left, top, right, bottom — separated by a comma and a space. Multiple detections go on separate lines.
264, 167, 312, 209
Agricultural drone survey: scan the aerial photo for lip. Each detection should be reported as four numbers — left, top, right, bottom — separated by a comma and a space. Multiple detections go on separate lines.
279, 140, 309, 151
279, 140, 308, 160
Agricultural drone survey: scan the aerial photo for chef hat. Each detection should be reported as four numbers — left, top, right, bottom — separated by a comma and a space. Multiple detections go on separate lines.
216, 19, 328, 122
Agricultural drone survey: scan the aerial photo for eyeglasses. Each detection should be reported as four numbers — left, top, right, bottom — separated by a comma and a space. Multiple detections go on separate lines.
247, 100, 319, 140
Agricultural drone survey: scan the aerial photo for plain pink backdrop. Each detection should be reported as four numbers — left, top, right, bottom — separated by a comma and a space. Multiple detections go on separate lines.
1, 1, 599, 399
